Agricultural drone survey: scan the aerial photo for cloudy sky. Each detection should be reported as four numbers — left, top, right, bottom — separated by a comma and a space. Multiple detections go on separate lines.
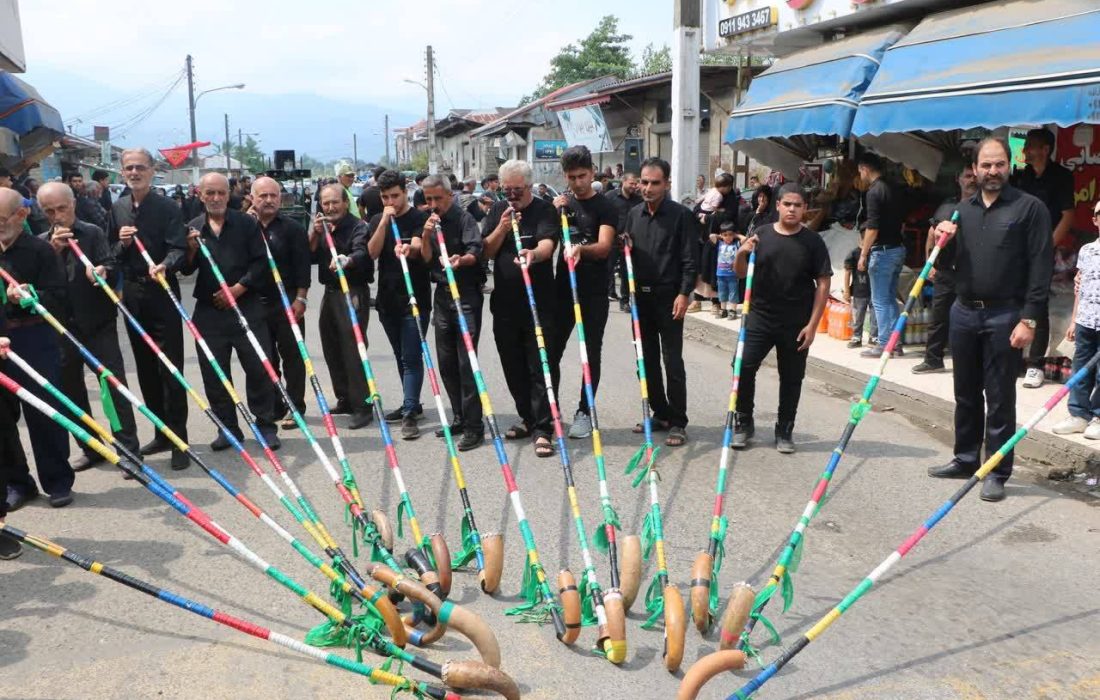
17, 1, 671, 162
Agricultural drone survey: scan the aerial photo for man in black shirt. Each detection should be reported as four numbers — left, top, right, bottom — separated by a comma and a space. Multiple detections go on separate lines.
0, 188, 74, 509
251, 177, 311, 428
62, 172, 109, 232
856, 152, 906, 358
913, 164, 977, 374
605, 173, 642, 310
364, 170, 430, 440
420, 175, 485, 450
109, 148, 189, 469
547, 146, 617, 440
731, 184, 831, 453
92, 170, 114, 213
482, 160, 558, 457
929, 138, 1053, 502
310, 183, 374, 429
38, 182, 140, 471
0, 336, 26, 558
1012, 128, 1076, 389
623, 157, 698, 446
184, 173, 279, 449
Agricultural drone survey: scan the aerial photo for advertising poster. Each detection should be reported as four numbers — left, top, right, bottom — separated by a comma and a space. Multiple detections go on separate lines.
558, 105, 614, 153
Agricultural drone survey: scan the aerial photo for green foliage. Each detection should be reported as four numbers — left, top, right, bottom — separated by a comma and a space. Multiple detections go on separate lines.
522, 15, 634, 104
638, 43, 672, 75
231, 135, 266, 174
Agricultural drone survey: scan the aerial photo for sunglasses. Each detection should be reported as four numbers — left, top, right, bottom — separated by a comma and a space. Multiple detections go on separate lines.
502, 186, 527, 195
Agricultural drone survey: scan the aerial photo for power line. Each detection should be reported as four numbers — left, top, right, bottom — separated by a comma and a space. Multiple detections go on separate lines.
80, 71, 186, 140
69, 68, 186, 124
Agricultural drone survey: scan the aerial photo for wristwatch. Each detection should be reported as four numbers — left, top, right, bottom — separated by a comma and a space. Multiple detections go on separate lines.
1021, 318, 1037, 329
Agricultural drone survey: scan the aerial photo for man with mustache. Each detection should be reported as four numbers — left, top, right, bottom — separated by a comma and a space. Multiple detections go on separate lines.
928, 138, 1053, 502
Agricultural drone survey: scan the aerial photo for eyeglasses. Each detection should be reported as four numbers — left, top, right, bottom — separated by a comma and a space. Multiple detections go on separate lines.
122, 164, 150, 172
502, 186, 527, 195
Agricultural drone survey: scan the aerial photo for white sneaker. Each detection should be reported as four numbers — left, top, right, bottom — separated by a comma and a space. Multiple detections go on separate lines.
1052, 416, 1089, 435
1085, 418, 1100, 440
568, 411, 593, 439
1022, 368, 1045, 389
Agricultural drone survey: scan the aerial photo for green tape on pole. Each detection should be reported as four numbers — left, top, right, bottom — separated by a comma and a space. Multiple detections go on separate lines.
98, 373, 122, 432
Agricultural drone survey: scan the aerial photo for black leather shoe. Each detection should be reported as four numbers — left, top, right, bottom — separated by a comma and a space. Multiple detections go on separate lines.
72, 454, 104, 472
927, 461, 976, 479
0, 535, 22, 560
980, 478, 1007, 502
400, 416, 419, 440
348, 411, 374, 429
49, 491, 74, 508
171, 449, 189, 471
210, 433, 237, 451
775, 421, 795, 454
457, 431, 484, 451
261, 432, 281, 451
331, 401, 352, 415
5, 487, 37, 512
435, 423, 462, 438
383, 408, 404, 423
730, 413, 754, 449
140, 437, 171, 456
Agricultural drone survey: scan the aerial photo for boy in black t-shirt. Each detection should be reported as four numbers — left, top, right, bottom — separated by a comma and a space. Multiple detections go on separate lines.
843, 239, 877, 348
731, 184, 832, 454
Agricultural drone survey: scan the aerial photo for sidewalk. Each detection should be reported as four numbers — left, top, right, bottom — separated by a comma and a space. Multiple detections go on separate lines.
683, 307, 1099, 477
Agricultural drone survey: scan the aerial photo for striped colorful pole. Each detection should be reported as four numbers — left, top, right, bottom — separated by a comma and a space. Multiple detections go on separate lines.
510, 211, 618, 659
0, 524, 457, 700
318, 219, 444, 588
555, 210, 639, 618
132, 236, 404, 579
689, 247, 756, 634
432, 221, 568, 642
718, 348, 1100, 700
66, 239, 376, 600
387, 218, 499, 593
738, 217, 958, 653
620, 238, 686, 672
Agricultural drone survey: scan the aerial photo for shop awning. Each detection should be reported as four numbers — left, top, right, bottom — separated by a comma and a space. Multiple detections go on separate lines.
725, 25, 907, 143
0, 71, 63, 139
853, 0, 1100, 135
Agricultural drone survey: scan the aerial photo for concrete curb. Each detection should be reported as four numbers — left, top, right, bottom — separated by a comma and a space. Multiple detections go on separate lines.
684, 315, 1094, 478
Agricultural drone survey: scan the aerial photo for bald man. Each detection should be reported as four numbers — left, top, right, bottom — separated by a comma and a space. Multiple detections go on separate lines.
250, 177, 310, 426
184, 173, 280, 450
0, 188, 74, 509
38, 182, 140, 471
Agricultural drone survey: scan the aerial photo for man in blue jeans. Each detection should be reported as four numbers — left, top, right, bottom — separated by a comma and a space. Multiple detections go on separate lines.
363, 170, 430, 439
856, 152, 906, 358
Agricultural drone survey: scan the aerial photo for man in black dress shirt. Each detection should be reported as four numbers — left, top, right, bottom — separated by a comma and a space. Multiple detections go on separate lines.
1012, 128, 1076, 389
62, 172, 109, 231
623, 157, 698, 446
184, 173, 279, 449
364, 170, 430, 440
109, 148, 189, 469
0, 188, 74, 509
250, 177, 311, 429
482, 159, 558, 458
547, 146, 617, 440
38, 182, 140, 471
928, 138, 1053, 502
856, 152, 907, 358
310, 183, 374, 429
605, 173, 642, 310
421, 175, 485, 451
92, 170, 114, 213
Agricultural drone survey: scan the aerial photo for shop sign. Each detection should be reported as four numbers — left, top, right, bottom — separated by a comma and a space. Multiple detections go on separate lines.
719, 7, 778, 38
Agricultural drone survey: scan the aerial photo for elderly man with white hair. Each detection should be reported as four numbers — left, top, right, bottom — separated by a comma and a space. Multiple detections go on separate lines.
38, 181, 140, 472
481, 159, 559, 458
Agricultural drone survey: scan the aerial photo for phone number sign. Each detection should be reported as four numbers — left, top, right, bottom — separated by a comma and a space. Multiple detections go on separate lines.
719, 7, 778, 38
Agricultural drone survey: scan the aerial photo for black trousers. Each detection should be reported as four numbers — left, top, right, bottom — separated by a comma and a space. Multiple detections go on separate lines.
548, 290, 610, 416
735, 315, 809, 425
433, 283, 483, 434
319, 286, 370, 413
950, 302, 1020, 479
635, 287, 688, 428
262, 298, 306, 416
4, 323, 73, 496
924, 270, 956, 365
122, 278, 188, 444
493, 304, 553, 440
0, 376, 29, 515
61, 317, 140, 458
607, 248, 628, 298
1027, 305, 1051, 369
193, 298, 278, 437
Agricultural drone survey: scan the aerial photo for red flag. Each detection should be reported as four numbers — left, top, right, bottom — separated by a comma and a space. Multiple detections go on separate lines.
159, 141, 211, 168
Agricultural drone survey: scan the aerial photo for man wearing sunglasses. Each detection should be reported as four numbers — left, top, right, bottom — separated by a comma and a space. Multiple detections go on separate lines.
108, 148, 190, 470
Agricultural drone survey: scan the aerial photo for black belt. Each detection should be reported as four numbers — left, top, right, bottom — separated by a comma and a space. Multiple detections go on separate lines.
957, 298, 1018, 310
869, 244, 903, 252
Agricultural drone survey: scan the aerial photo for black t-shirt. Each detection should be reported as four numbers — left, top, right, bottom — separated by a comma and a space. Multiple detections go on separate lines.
749, 223, 832, 325
1012, 161, 1075, 236
864, 178, 903, 248
843, 247, 871, 298
484, 197, 557, 315
369, 207, 431, 316
556, 193, 617, 298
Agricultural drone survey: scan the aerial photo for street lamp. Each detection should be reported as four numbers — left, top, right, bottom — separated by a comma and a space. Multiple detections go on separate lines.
185, 67, 245, 182
195, 83, 246, 106
403, 76, 435, 173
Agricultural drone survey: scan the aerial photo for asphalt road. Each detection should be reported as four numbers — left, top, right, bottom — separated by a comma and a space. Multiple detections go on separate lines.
2, 278, 1099, 700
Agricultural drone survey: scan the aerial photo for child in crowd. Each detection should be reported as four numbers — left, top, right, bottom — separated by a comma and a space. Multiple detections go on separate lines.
844, 235, 877, 348
1053, 202, 1100, 439
715, 221, 741, 319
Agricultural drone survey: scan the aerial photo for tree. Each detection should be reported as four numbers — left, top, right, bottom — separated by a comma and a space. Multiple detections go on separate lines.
231, 135, 266, 174
521, 15, 634, 104
637, 43, 672, 75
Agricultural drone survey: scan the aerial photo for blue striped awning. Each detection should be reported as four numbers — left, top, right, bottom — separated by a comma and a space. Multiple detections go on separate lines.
725, 26, 906, 143
853, 0, 1100, 135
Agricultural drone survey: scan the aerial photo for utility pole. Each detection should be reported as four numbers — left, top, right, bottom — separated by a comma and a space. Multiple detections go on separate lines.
671, 0, 701, 201
186, 54, 199, 184
352, 133, 358, 172
238, 128, 243, 152
384, 114, 390, 165
426, 45, 437, 174
224, 113, 231, 173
